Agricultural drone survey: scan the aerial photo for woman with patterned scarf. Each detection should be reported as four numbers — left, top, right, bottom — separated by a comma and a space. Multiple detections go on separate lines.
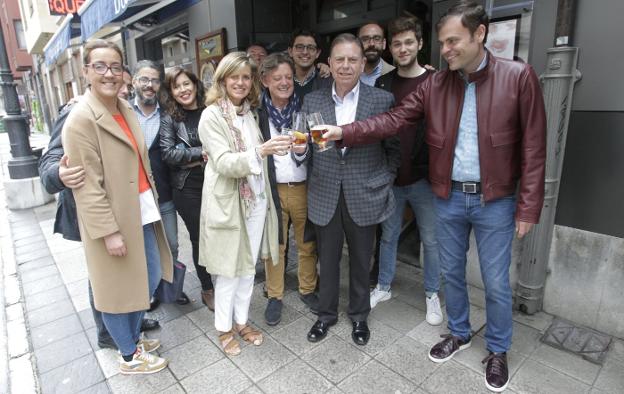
198, 52, 292, 355
257, 53, 320, 327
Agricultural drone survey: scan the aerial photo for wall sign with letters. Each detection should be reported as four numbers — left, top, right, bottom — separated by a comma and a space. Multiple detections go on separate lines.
48, 0, 86, 15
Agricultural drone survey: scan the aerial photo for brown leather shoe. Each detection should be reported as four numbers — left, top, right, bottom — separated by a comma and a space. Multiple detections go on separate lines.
201, 289, 215, 311
483, 352, 509, 392
428, 334, 471, 363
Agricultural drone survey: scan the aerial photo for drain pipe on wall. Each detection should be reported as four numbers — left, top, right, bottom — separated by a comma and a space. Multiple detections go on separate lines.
515, 0, 582, 314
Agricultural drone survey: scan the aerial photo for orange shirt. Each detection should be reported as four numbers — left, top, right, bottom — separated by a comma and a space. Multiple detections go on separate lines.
113, 114, 150, 193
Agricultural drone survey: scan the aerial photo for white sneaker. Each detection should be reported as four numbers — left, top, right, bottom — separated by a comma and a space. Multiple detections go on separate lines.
426, 293, 444, 326
370, 286, 392, 308
137, 337, 160, 353
119, 348, 168, 375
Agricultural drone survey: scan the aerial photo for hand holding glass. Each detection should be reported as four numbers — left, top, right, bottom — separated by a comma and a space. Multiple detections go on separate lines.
307, 112, 333, 152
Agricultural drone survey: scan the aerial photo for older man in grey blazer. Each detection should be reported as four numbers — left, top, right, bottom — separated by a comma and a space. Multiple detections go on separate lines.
300, 33, 400, 346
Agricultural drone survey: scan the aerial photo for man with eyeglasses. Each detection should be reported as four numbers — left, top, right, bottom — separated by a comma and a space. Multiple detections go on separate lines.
131, 60, 186, 308
357, 22, 395, 86
287, 29, 332, 98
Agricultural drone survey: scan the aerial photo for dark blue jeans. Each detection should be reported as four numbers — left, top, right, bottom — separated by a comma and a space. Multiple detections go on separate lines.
434, 191, 516, 353
101, 224, 162, 356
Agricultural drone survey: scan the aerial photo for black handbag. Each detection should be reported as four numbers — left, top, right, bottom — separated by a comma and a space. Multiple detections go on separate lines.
154, 261, 186, 303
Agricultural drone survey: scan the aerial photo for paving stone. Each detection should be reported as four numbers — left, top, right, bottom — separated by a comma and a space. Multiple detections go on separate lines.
4, 274, 21, 305
11, 227, 43, 242
594, 358, 624, 393
7, 319, 29, 357
239, 384, 264, 394
338, 359, 414, 394
422, 360, 490, 394
19, 264, 58, 284
509, 359, 590, 394
13, 234, 46, 249
281, 290, 308, 313
270, 316, 323, 355
156, 315, 203, 352
508, 322, 543, 357
369, 298, 426, 334
376, 336, 441, 386
161, 335, 223, 380
31, 313, 83, 349
27, 298, 75, 328
78, 308, 97, 330
5, 303, 24, 322
452, 335, 525, 378
230, 334, 296, 382
35, 331, 92, 374
334, 317, 402, 357
144, 302, 186, 324
95, 348, 121, 379
606, 338, 624, 363
530, 343, 600, 385
257, 358, 332, 394
25, 285, 69, 312
249, 302, 304, 333
56, 253, 89, 284
16, 246, 51, 264
17, 255, 55, 272
406, 318, 449, 348
22, 274, 64, 296
158, 384, 186, 394
185, 307, 215, 334
9, 353, 37, 394
78, 381, 111, 394
180, 358, 253, 393
46, 236, 83, 255
108, 367, 177, 394
512, 310, 554, 333
40, 354, 104, 394
302, 335, 371, 384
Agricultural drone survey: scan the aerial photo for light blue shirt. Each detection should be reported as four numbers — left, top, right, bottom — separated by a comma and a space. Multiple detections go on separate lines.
359, 60, 383, 86
132, 98, 161, 149
451, 55, 488, 182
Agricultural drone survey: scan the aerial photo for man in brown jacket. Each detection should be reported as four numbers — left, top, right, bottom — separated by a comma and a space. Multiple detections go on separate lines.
321, 2, 546, 391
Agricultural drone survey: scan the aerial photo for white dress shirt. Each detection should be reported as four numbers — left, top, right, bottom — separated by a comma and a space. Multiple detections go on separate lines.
332, 82, 360, 153
269, 120, 307, 183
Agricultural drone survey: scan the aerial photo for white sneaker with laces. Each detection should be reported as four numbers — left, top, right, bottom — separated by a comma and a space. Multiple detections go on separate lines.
370, 286, 392, 308
426, 293, 444, 326
137, 337, 160, 353
119, 348, 168, 375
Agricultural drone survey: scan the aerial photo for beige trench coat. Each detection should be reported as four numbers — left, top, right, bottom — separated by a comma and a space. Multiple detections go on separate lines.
62, 91, 173, 314
197, 104, 279, 278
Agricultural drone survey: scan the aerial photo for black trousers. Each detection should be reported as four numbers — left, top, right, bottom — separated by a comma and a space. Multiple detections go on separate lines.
315, 190, 375, 323
172, 168, 213, 291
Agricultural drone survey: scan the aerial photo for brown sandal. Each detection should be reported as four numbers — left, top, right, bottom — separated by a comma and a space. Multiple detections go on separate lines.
218, 330, 241, 356
236, 325, 264, 346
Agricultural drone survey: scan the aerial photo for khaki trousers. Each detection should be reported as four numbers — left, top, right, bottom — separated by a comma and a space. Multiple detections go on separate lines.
265, 183, 317, 299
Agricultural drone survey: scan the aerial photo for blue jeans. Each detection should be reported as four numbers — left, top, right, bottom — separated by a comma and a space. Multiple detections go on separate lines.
378, 179, 440, 294
159, 200, 179, 262
102, 223, 162, 356
434, 190, 516, 353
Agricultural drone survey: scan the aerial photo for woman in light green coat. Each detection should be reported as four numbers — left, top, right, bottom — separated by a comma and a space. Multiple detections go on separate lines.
198, 52, 293, 356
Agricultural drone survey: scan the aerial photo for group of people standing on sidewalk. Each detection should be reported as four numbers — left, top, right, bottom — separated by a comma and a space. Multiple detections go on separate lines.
38, 1, 546, 392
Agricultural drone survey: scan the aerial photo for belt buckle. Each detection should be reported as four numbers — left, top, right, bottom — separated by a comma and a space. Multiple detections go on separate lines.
462, 182, 477, 193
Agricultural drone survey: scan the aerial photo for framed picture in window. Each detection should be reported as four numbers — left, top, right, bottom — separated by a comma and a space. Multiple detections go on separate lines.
486, 16, 520, 61
196, 28, 227, 90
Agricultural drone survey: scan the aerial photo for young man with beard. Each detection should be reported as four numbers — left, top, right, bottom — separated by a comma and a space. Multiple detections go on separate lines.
358, 22, 395, 86
368, 17, 443, 328
131, 60, 187, 307
321, 2, 546, 390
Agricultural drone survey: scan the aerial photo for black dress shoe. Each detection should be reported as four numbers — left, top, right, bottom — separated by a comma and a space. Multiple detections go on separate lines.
176, 292, 190, 305
140, 318, 160, 332
351, 321, 370, 345
148, 298, 160, 312
307, 320, 336, 343
483, 352, 509, 392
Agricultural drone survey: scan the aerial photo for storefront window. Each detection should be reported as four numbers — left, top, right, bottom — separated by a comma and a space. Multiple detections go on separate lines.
485, 0, 534, 63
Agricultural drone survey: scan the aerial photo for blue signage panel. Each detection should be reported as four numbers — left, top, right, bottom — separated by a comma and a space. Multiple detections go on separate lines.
80, 0, 137, 41
44, 17, 72, 66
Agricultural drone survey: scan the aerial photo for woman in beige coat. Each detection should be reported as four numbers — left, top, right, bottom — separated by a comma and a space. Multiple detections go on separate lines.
198, 52, 292, 355
62, 40, 172, 374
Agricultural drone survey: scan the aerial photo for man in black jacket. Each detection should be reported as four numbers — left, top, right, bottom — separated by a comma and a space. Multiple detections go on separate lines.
38, 69, 160, 349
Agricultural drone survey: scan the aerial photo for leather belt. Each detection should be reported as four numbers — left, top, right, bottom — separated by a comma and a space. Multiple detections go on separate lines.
451, 181, 481, 194
277, 181, 306, 187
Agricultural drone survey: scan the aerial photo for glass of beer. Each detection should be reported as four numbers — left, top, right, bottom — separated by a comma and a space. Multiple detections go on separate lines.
307, 112, 333, 152
290, 112, 309, 145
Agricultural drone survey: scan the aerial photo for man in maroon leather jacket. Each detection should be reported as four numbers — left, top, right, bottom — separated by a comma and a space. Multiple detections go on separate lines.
322, 2, 546, 392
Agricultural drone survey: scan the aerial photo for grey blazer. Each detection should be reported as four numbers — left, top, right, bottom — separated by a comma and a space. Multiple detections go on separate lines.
301, 83, 401, 227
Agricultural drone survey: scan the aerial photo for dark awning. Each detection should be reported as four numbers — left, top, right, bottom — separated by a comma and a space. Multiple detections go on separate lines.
43, 15, 80, 66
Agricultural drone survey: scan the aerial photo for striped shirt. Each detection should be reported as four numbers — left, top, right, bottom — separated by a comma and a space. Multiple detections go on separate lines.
132, 98, 161, 149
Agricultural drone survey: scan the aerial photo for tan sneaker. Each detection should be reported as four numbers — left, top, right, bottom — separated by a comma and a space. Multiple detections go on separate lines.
119, 348, 168, 375
137, 337, 160, 353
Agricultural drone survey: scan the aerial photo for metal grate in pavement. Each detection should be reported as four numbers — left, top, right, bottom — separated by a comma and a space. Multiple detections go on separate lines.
541, 318, 612, 365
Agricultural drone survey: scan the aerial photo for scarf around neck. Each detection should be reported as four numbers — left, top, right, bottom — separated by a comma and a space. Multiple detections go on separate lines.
262, 89, 301, 131
217, 97, 256, 216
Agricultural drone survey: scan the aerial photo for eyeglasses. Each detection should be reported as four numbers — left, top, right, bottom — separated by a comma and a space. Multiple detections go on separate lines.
293, 44, 318, 53
360, 35, 384, 44
85, 62, 124, 76
137, 77, 161, 86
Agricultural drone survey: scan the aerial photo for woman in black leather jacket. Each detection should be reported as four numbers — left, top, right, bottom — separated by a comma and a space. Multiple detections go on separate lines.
160, 67, 214, 310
